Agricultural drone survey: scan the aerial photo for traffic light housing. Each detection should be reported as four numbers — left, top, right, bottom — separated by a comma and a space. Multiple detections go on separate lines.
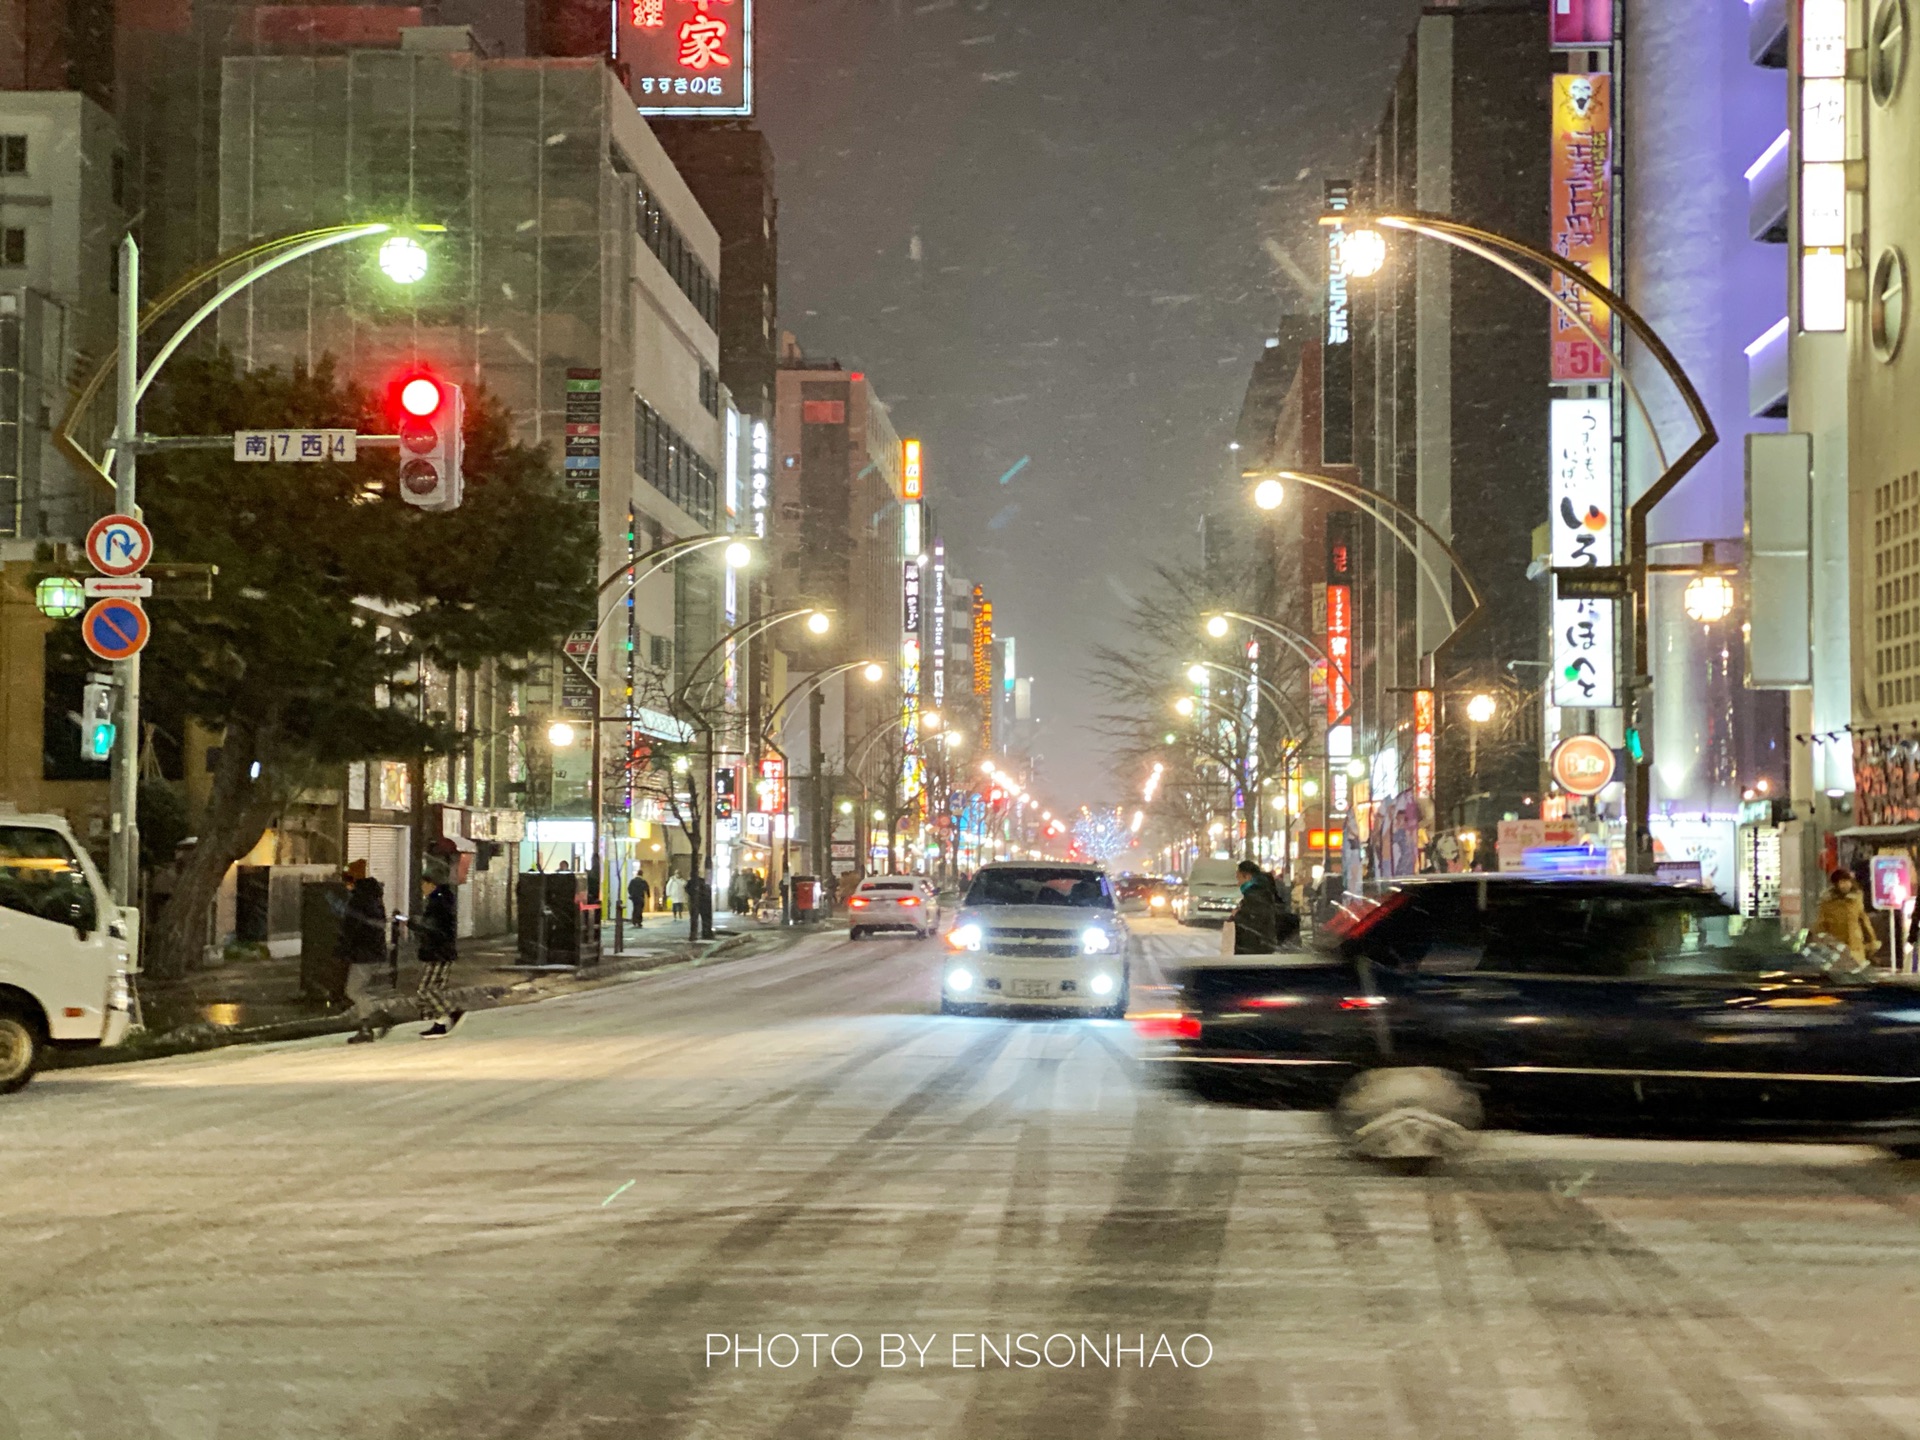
389, 372, 464, 510
77, 676, 115, 762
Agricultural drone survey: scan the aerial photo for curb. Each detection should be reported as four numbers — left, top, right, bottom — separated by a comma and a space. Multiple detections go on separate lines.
48, 931, 772, 1069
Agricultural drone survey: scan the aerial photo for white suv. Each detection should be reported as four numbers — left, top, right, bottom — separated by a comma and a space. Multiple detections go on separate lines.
849, 876, 940, 939
0, 814, 136, 1092
941, 862, 1129, 1018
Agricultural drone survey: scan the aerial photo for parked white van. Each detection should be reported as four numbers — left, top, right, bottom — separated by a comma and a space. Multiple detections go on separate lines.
0, 813, 136, 1091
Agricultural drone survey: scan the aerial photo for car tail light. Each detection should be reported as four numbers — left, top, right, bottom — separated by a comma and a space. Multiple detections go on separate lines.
1131, 1011, 1201, 1041
1339, 995, 1389, 1010
850, 898, 869, 908
900, 896, 920, 906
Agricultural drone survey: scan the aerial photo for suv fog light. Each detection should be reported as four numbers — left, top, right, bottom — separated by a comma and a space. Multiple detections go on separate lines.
1090, 973, 1115, 996
946, 968, 974, 992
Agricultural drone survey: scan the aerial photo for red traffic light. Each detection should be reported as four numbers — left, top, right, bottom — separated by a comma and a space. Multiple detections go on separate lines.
400, 377, 442, 417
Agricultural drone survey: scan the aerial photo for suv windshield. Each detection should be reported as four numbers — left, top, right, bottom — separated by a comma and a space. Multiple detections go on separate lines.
965, 868, 1113, 910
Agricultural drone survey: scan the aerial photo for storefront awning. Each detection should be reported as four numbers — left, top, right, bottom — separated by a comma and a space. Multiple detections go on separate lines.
1836, 825, 1920, 841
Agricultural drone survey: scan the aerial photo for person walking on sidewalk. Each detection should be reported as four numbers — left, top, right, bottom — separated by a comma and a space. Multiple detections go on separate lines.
342, 860, 392, 1044
665, 870, 688, 920
628, 870, 651, 929
415, 864, 463, 1038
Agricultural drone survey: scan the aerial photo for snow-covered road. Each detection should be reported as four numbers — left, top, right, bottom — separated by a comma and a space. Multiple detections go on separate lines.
5, 921, 1920, 1439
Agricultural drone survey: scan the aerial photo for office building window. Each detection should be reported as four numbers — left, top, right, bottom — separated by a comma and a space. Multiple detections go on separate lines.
699, 364, 720, 416
0, 230, 24, 267
634, 397, 716, 526
0, 137, 24, 175
635, 184, 720, 330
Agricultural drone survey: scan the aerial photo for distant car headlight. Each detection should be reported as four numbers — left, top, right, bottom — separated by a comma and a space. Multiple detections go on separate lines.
1090, 973, 1115, 996
946, 968, 975, 992
1081, 928, 1114, 954
947, 923, 983, 951
1149, 894, 1168, 909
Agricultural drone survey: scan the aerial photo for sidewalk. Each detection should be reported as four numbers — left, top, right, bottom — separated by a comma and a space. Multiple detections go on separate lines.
49, 909, 810, 1070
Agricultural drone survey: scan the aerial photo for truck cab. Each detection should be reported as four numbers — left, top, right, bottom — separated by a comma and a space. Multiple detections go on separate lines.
0, 813, 136, 1091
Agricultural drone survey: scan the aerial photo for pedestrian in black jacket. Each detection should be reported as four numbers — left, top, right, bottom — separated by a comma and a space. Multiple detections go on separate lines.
1229, 860, 1283, 954
415, 868, 462, 1037
342, 860, 392, 1044
628, 871, 650, 928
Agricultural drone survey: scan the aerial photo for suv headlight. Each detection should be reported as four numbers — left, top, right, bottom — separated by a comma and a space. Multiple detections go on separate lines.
1081, 928, 1114, 954
947, 923, 983, 952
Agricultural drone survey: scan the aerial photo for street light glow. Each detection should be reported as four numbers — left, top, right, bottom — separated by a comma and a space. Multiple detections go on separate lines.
1253, 478, 1285, 511
1684, 574, 1736, 623
1205, 615, 1230, 639
378, 235, 430, 285
724, 541, 753, 569
806, 612, 831, 635
1174, 696, 1196, 717
546, 720, 576, 748
1467, 693, 1498, 725
1345, 227, 1388, 279
1186, 663, 1208, 685
862, 662, 885, 682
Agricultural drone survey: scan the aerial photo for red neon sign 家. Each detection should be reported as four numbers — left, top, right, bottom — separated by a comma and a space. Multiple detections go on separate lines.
625, 0, 753, 115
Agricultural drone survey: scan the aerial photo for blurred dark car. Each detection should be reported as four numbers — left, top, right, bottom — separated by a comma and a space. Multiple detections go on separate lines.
1138, 875, 1920, 1166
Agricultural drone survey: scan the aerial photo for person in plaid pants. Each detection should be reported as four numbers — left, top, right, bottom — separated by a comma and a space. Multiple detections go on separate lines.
415, 866, 463, 1037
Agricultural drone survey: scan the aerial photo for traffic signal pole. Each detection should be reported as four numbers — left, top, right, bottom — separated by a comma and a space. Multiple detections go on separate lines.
107, 237, 141, 908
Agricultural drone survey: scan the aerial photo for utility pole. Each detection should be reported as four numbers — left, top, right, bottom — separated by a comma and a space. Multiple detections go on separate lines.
107, 236, 140, 906
808, 687, 826, 881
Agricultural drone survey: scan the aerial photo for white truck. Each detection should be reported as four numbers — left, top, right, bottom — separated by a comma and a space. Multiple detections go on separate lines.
0, 813, 136, 1092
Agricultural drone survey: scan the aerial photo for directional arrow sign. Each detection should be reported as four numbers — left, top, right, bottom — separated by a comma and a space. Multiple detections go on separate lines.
84, 576, 155, 598
82, 598, 150, 661
85, 514, 153, 577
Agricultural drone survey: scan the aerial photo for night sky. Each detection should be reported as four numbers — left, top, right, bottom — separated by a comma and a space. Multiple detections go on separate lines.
757, 0, 1422, 803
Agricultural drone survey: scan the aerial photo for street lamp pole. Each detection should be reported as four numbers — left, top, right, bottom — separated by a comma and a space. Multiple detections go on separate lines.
1326, 207, 1717, 871
67, 223, 423, 907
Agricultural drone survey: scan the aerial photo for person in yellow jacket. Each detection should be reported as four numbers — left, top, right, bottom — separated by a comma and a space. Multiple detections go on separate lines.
1813, 868, 1878, 963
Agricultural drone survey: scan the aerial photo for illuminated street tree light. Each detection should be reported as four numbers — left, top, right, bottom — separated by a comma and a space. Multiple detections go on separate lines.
1467, 693, 1498, 725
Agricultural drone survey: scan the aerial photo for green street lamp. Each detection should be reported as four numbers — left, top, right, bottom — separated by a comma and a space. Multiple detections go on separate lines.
34, 576, 85, 619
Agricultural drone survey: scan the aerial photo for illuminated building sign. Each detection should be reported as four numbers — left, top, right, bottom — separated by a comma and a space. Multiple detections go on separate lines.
972, 589, 993, 696
623, 0, 754, 116
1549, 0, 1612, 46
1550, 74, 1613, 380
902, 502, 921, 558
1325, 513, 1353, 727
1801, 0, 1848, 332
749, 419, 770, 539
1414, 689, 1436, 797
757, 755, 785, 813
1322, 180, 1354, 466
1549, 397, 1613, 567
1552, 594, 1619, 708
932, 541, 947, 705
902, 439, 923, 500
903, 562, 922, 634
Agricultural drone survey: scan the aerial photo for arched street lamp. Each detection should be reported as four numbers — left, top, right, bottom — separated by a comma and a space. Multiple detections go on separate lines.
1323, 205, 1717, 871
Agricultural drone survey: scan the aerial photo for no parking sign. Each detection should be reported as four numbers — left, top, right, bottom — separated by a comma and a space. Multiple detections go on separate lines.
82, 598, 150, 661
